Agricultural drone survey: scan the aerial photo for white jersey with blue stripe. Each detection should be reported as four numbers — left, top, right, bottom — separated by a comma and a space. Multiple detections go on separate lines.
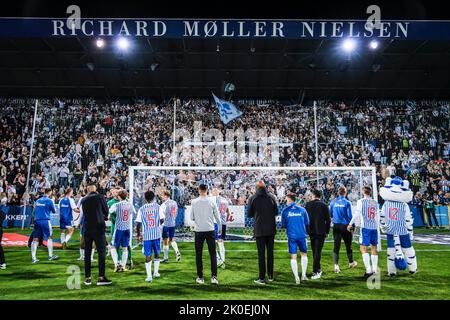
109, 200, 135, 231
380, 200, 410, 235
211, 196, 228, 225
355, 197, 379, 230
161, 199, 178, 227
136, 202, 163, 241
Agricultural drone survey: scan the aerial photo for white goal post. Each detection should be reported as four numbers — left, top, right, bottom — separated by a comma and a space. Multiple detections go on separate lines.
128, 165, 381, 250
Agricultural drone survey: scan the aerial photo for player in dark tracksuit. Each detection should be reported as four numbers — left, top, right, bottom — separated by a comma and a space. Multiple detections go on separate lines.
329, 186, 357, 273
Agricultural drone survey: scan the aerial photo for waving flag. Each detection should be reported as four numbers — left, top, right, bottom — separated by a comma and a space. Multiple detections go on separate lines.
212, 93, 243, 125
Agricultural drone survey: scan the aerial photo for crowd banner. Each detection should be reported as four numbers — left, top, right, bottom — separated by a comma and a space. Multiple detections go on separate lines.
1, 18, 450, 40
409, 205, 426, 227
1, 205, 33, 228
435, 206, 450, 227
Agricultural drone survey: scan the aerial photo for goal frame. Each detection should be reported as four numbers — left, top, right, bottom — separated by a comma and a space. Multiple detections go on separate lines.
128, 165, 380, 250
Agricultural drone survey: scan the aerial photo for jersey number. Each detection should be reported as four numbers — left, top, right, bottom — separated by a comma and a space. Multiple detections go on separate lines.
147, 213, 156, 227
367, 207, 376, 220
388, 208, 398, 221
123, 210, 129, 222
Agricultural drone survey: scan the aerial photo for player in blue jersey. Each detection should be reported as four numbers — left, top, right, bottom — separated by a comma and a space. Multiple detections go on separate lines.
329, 186, 357, 273
136, 190, 165, 282
109, 190, 136, 272
31, 188, 59, 263
348, 186, 379, 277
282, 194, 310, 285
210, 188, 231, 268
59, 187, 80, 249
160, 190, 181, 263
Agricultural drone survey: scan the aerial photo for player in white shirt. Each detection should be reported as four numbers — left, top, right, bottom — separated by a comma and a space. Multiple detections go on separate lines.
136, 190, 165, 282
160, 190, 181, 263
348, 186, 379, 277
109, 190, 136, 272
210, 188, 231, 269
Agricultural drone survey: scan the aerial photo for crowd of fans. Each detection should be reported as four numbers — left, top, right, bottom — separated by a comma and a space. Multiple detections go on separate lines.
0, 98, 449, 224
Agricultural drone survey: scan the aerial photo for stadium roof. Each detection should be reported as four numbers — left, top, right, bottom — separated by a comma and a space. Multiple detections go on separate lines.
0, 0, 449, 100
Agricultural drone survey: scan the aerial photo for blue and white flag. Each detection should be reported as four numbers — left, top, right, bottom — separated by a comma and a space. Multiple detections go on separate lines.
212, 93, 243, 125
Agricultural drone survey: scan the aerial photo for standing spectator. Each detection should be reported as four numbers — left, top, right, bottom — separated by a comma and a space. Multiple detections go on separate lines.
59, 164, 70, 189
190, 184, 221, 285
247, 181, 278, 285
329, 186, 357, 273
79, 184, 112, 286
0, 204, 6, 269
424, 194, 439, 228
305, 189, 331, 280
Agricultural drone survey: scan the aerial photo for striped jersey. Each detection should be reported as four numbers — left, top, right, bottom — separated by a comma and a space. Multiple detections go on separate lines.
59, 197, 77, 220
109, 200, 135, 231
355, 197, 378, 230
160, 199, 178, 227
380, 200, 411, 235
136, 202, 163, 241
211, 195, 229, 225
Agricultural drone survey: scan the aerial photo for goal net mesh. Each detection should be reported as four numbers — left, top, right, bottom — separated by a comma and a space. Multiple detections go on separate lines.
128, 166, 377, 243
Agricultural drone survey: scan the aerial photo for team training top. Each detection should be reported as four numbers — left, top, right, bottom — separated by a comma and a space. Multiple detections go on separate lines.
329, 195, 353, 225
59, 196, 77, 221
34, 196, 56, 221
136, 202, 164, 241
109, 200, 136, 231
160, 199, 178, 228
349, 197, 379, 230
281, 202, 310, 239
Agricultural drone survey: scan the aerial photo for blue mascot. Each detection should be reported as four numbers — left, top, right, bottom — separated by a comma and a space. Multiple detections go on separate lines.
379, 177, 418, 276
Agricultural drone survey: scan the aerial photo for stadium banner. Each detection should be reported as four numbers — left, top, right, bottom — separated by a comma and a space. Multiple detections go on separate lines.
1, 205, 32, 228
184, 205, 245, 228
409, 205, 426, 227
2, 18, 450, 39
435, 205, 450, 227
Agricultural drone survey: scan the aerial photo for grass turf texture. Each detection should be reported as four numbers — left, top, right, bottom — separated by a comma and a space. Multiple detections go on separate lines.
1, 228, 449, 300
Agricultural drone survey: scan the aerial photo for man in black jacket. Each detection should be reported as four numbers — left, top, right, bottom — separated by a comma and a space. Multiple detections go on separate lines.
247, 181, 278, 285
79, 184, 112, 286
305, 189, 331, 280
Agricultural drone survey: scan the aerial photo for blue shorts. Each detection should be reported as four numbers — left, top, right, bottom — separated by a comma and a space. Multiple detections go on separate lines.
214, 224, 227, 240
112, 229, 131, 248
360, 228, 378, 246
60, 216, 74, 229
288, 238, 307, 254
143, 239, 161, 257
33, 220, 52, 240
387, 234, 412, 248
162, 226, 176, 239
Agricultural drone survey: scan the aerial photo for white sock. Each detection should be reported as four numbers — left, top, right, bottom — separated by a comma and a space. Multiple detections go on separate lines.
301, 256, 308, 277
290, 259, 299, 280
47, 239, 53, 257
121, 247, 128, 268
111, 247, 119, 267
60, 233, 66, 244
145, 261, 152, 279
362, 252, 372, 273
218, 242, 225, 262
163, 245, 169, 260
31, 241, 38, 260
154, 259, 160, 275
171, 241, 180, 255
79, 248, 84, 259
371, 254, 379, 273
65, 232, 72, 243
91, 249, 95, 261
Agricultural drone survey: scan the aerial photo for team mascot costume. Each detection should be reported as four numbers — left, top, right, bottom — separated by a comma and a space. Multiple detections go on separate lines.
379, 176, 418, 276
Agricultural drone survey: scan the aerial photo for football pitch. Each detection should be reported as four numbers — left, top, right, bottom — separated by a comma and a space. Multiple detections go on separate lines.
1, 228, 450, 300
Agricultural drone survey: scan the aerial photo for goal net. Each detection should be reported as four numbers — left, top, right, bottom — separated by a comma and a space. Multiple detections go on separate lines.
128, 166, 379, 246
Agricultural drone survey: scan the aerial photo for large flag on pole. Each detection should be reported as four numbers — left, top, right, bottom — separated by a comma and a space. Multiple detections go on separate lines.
212, 93, 243, 125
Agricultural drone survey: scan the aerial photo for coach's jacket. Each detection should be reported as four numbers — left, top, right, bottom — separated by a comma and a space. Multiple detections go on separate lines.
80, 192, 109, 235
247, 187, 278, 238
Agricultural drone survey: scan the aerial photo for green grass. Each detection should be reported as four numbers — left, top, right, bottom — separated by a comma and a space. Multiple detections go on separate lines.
1, 228, 450, 300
